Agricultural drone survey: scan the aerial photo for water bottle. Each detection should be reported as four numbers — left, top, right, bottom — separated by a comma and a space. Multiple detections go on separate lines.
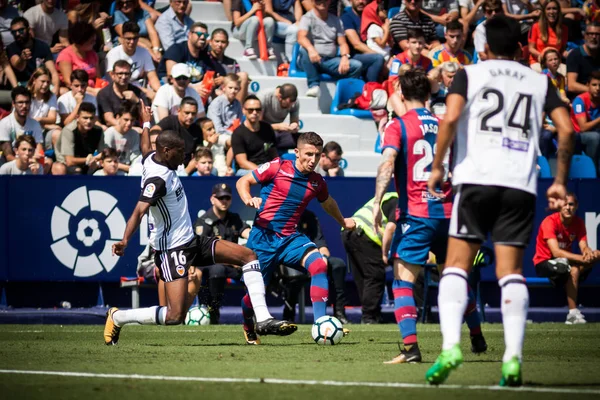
102, 27, 113, 51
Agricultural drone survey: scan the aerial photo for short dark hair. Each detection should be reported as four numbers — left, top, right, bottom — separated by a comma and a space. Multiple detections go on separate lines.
122, 21, 141, 36
482, 0, 503, 12
191, 21, 208, 32
279, 84, 298, 101
71, 69, 89, 85
78, 102, 96, 115
195, 147, 213, 160
198, 117, 213, 128
100, 147, 119, 160
588, 70, 600, 83
180, 96, 199, 109
446, 20, 463, 32
323, 141, 342, 156
566, 191, 578, 204
297, 132, 324, 148
156, 130, 184, 151
585, 21, 600, 32
243, 94, 261, 106
486, 15, 520, 57
11, 86, 31, 102
10, 16, 29, 29
113, 60, 132, 71
399, 68, 431, 103
69, 22, 97, 46
211, 28, 229, 40
115, 101, 138, 118
14, 134, 36, 149
407, 28, 425, 41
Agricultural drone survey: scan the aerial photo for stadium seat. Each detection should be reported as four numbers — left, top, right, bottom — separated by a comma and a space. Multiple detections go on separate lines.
288, 43, 333, 80
569, 154, 597, 178
330, 78, 373, 118
388, 6, 400, 19
537, 155, 552, 178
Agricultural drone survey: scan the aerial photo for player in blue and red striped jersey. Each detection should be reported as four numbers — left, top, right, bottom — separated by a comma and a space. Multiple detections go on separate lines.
373, 68, 486, 364
236, 131, 355, 344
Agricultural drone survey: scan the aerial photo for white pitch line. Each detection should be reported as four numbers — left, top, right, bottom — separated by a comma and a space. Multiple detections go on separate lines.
0, 369, 599, 395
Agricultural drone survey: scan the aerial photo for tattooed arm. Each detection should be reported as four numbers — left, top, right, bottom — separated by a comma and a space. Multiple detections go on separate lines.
373, 147, 397, 232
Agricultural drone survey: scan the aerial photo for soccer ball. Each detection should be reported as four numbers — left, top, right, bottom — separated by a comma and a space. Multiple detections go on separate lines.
311, 315, 344, 345
185, 305, 210, 326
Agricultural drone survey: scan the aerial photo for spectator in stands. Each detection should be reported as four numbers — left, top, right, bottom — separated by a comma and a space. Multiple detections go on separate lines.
473, 0, 504, 62
232, 0, 276, 60
0, 87, 44, 163
113, 0, 162, 62
27, 66, 61, 156
0, 0, 19, 48
298, 0, 363, 98
584, 0, 600, 23
0, 135, 42, 175
566, 22, 600, 98
0, 34, 17, 94
420, 0, 460, 39
190, 147, 218, 176
459, 0, 485, 34
207, 73, 242, 147
97, 60, 147, 128
571, 71, 600, 175
533, 192, 600, 324
390, 0, 440, 56
99, 102, 141, 174
106, 21, 161, 102
152, 63, 204, 122
315, 140, 344, 176
528, 0, 568, 74
55, 102, 103, 175
559, 0, 584, 48
151, 96, 203, 173
264, 0, 301, 62
207, 28, 249, 102
7, 17, 60, 95
502, 0, 540, 42
541, 47, 568, 102
361, 0, 392, 60
66, 1, 112, 53
23, 0, 69, 56
259, 84, 300, 152
430, 19, 472, 66
198, 117, 229, 176
389, 28, 433, 79
429, 61, 459, 117
158, 22, 212, 100
341, 0, 385, 84
155, 0, 194, 52
193, 183, 249, 324
231, 94, 277, 176
93, 147, 125, 176
57, 69, 100, 128
56, 22, 101, 95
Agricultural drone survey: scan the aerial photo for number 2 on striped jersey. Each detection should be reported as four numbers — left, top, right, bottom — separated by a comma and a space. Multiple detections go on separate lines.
412, 140, 450, 182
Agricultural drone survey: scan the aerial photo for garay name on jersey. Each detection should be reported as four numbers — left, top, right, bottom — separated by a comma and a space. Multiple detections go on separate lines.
488, 68, 526, 81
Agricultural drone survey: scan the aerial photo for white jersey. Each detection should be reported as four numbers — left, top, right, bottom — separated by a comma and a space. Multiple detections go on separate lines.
140, 152, 194, 251
449, 59, 564, 195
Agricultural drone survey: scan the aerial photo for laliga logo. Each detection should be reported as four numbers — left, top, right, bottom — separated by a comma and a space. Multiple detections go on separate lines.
50, 186, 126, 277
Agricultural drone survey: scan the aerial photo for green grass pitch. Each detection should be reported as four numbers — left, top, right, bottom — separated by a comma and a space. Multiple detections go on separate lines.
0, 323, 599, 399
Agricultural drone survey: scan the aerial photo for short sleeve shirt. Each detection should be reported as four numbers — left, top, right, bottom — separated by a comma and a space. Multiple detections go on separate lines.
231, 121, 277, 165
533, 212, 587, 265
56, 46, 99, 87
23, 5, 68, 47
6, 39, 53, 83
298, 10, 344, 58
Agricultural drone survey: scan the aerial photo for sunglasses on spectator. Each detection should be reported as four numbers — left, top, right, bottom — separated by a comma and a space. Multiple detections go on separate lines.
485, 8, 502, 14
120, 0, 134, 5
174, 76, 190, 81
193, 31, 209, 39
245, 107, 262, 113
216, 196, 232, 201
10, 28, 26, 36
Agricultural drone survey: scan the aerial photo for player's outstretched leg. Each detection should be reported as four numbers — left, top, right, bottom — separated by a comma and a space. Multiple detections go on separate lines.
305, 251, 329, 320
498, 274, 528, 387
385, 277, 421, 364
213, 240, 297, 337
465, 286, 487, 354
426, 267, 468, 383
104, 278, 187, 345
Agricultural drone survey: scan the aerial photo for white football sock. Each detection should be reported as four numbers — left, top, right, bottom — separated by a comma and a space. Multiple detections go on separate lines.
499, 274, 528, 363
438, 267, 469, 351
113, 306, 167, 326
242, 260, 272, 322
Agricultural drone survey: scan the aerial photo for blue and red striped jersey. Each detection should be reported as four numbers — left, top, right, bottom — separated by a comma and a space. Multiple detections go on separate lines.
251, 158, 329, 236
382, 108, 452, 219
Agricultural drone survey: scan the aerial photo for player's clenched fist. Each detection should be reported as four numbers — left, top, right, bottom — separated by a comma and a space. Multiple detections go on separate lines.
245, 197, 263, 209
112, 241, 127, 256
343, 218, 356, 231
427, 166, 446, 199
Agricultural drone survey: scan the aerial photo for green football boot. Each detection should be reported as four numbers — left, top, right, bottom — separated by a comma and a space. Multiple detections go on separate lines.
499, 357, 522, 387
425, 345, 463, 385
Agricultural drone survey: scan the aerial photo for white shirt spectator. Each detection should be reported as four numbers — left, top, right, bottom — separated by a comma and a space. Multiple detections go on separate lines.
151, 84, 203, 123
57, 92, 99, 116
100, 126, 141, 165
0, 112, 43, 144
106, 45, 155, 85
23, 4, 68, 48
0, 160, 43, 175
474, 21, 487, 56
367, 25, 391, 59
29, 94, 58, 120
